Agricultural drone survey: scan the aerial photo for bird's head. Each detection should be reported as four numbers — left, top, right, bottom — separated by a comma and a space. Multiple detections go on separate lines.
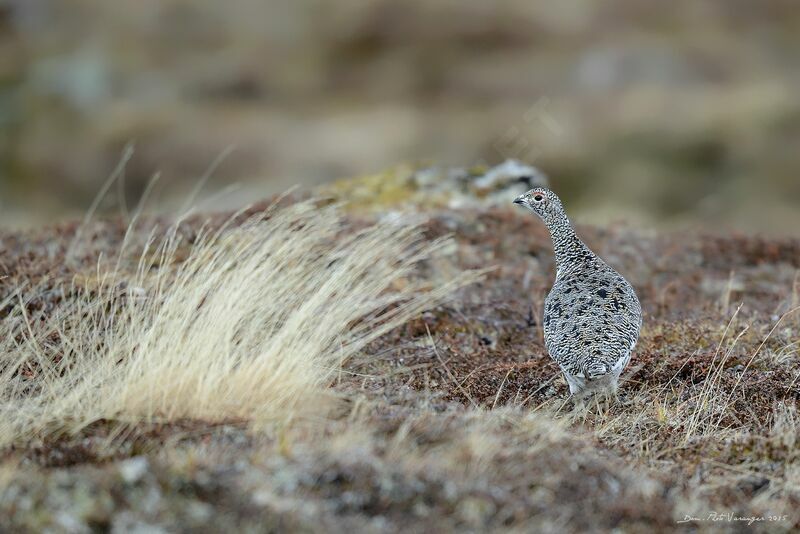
513, 187, 563, 225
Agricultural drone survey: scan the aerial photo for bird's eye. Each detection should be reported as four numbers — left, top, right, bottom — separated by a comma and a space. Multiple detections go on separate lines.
533, 194, 544, 202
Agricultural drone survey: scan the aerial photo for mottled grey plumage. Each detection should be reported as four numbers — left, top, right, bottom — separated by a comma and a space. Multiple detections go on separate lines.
514, 187, 642, 399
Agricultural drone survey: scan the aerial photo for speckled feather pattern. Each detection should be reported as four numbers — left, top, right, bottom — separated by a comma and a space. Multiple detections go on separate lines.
514, 187, 642, 396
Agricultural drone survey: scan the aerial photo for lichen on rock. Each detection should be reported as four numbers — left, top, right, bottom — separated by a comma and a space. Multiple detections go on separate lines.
322, 159, 548, 212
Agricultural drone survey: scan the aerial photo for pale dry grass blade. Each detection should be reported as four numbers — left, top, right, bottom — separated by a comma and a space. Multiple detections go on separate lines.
682, 304, 746, 444
713, 305, 800, 430
67, 143, 135, 262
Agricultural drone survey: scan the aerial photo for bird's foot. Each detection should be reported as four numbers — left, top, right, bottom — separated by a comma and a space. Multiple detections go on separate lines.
568, 388, 619, 421
567, 394, 592, 422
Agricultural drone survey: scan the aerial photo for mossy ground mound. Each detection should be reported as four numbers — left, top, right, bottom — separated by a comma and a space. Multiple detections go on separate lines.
0, 183, 798, 532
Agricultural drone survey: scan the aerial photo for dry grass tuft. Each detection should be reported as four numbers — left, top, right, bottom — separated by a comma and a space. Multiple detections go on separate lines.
0, 201, 473, 448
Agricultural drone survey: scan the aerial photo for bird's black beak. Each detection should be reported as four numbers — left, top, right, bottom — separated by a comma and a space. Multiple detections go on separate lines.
513, 196, 526, 205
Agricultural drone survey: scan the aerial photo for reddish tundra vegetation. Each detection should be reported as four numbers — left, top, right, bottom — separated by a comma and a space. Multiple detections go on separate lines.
0, 172, 798, 532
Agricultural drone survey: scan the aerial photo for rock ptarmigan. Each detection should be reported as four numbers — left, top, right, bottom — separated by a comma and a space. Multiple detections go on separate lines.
514, 187, 643, 400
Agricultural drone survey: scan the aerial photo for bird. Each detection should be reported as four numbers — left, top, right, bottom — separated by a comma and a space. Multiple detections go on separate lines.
513, 187, 642, 402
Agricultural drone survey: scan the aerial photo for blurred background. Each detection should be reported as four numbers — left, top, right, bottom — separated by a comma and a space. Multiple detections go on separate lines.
0, 0, 798, 232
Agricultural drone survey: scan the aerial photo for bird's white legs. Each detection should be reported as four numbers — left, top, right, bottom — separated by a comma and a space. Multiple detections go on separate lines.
565, 372, 620, 420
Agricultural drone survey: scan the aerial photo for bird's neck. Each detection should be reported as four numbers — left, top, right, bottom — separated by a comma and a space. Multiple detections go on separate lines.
547, 212, 591, 274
